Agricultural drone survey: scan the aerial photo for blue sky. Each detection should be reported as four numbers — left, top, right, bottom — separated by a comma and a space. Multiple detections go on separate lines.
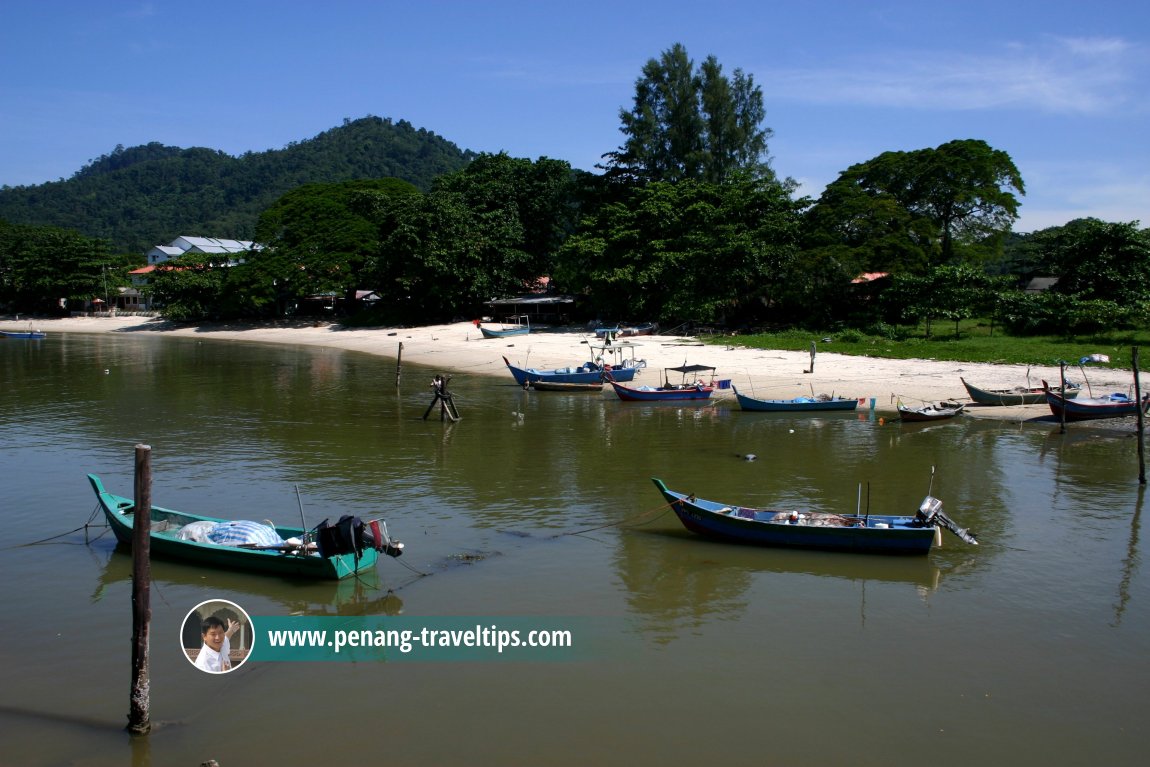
2, 1, 1147, 233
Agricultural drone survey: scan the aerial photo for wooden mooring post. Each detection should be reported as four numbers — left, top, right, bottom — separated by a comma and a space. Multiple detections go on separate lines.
423, 374, 460, 421
395, 342, 403, 389
129, 444, 152, 735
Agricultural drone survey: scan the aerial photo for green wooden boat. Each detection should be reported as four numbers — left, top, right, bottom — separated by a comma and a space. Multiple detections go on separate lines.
87, 474, 398, 580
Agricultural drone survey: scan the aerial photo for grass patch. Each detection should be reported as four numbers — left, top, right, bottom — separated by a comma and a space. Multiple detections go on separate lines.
708, 319, 1150, 370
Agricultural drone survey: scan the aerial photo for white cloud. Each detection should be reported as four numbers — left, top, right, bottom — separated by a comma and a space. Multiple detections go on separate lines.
764, 36, 1141, 115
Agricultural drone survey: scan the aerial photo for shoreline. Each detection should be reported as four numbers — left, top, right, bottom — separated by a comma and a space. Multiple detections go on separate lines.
5, 315, 1141, 423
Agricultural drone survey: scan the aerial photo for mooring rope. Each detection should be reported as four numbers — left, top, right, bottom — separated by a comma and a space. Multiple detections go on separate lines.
1, 504, 106, 550
550, 501, 675, 538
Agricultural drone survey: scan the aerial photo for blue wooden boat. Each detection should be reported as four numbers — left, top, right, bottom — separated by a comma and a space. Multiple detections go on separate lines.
732, 386, 860, 412
1042, 381, 1149, 421
503, 355, 640, 386
609, 380, 714, 401
87, 474, 403, 580
651, 478, 978, 555
609, 363, 716, 401
1, 330, 46, 339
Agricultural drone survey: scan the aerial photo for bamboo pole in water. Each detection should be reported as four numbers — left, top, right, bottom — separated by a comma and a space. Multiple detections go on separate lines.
1134, 347, 1145, 485
129, 444, 152, 735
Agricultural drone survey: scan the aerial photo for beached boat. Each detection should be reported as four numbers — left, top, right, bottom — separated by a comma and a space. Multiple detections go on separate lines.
898, 401, 965, 422
732, 386, 860, 412
961, 377, 1079, 406
651, 477, 978, 555
87, 474, 403, 580
1042, 381, 1150, 421
529, 380, 604, 392
479, 315, 531, 338
593, 322, 657, 339
609, 363, 716, 402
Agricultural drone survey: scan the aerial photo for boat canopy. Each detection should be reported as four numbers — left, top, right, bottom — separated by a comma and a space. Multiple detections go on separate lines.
666, 364, 716, 375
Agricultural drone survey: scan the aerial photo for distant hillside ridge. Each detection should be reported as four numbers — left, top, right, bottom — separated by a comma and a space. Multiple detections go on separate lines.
0, 116, 476, 254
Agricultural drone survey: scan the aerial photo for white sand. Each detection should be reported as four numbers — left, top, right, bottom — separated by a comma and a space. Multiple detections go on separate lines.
6, 315, 1140, 420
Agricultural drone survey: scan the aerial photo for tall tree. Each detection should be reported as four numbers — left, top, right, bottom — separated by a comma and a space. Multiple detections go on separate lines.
806, 139, 1024, 269
555, 178, 801, 324
0, 220, 120, 313
1036, 218, 1150, 306
604, 44, 775, 185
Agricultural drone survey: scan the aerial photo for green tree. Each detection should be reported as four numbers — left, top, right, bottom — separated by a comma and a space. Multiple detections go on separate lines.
806, 139, 1024, 269
432, 153, 580, 279
1033, 218, 1150, 306
604, 44, 775, 185
250, 178, 420, 313
360, 187, 531, 321
556, 177, 801, 324
0, 220, 120, 313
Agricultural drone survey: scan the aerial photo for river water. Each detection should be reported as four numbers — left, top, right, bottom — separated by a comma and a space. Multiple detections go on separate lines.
2, 332, 1147, 766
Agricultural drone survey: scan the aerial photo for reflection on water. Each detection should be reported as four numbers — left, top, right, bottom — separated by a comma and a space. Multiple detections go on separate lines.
90, 543, 405, 617
3, 333, 1150, 766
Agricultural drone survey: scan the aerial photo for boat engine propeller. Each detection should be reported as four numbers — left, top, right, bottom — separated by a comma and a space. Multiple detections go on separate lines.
915, 496, 979, 545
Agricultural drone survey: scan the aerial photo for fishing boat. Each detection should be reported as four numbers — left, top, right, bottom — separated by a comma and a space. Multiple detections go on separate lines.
1042, 381, 1150, 421
479, 315, 531, 338
651, 476, 977, 555
961, 376, 1079, 406
608, 363, 716, 402
595, 322, 658, 338
732, 386, 860, 412
529, 380, 604, 392
503, 352, 642, 387
897, 401, 965, 422
87, 474, 403, 580
1, 327, 46, 339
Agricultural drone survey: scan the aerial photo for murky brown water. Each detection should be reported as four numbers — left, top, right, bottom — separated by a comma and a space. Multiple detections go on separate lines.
2, 333, 1147, 766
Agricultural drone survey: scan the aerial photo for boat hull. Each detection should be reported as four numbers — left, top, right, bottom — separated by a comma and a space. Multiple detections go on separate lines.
652, 479, 938, 555
610, 381, 713, 401
503, 356, 638, 386
530, 381, 604, 392
732, 386, 859, 412
479, 326, 530, 338
87, 474, 377, 580
1043, 382, 1149, 421
1, 331, 46, 339
961, 377, 1078, 406
898, 404, 964, 422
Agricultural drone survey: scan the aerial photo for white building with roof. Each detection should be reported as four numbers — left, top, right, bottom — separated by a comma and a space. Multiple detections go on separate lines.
146, 235, 255, 265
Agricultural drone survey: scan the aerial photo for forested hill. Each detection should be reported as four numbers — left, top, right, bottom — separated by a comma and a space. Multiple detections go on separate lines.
0, 116, 476, 254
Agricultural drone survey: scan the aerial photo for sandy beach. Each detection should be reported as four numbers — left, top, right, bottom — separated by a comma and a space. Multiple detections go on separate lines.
5, 314, 1141, 422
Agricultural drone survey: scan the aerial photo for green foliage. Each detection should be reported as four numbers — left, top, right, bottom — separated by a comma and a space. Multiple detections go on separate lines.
0, 117, 474, 254
0, 219, 123, 313
1034, 218, 1150, 306
556, 177, 801, 324
604, 43, 775, 185
144, 254, 232, 322
804, 139, 1023, 270
879, 264, 1002, 337
720, 321, 1150, 369
249, 178, 419, 311
996, 291, 1143, 336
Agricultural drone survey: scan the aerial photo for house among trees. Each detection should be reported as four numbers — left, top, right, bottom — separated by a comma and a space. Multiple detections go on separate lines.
146, 235, 255, 265
120, 235, 256, 312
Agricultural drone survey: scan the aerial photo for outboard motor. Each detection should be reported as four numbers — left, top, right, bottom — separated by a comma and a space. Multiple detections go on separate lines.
363, 519, 405, 558
915, 496, 978, 545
